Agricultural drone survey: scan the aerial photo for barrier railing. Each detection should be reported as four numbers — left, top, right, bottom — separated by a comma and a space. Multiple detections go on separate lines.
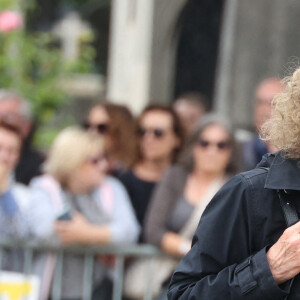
0, 238, 166, 300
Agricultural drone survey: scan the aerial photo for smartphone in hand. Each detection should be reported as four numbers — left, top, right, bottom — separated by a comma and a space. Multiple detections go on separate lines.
56, 210, 73, 221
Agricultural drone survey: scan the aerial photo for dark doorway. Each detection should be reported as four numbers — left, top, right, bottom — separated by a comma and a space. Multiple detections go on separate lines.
174, 0, 226, 109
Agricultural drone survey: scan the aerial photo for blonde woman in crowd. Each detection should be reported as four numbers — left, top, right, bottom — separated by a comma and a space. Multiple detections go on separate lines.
29, 126, 139, 300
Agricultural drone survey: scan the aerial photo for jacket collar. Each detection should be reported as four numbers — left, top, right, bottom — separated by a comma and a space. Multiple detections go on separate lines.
264, 152, 300, 190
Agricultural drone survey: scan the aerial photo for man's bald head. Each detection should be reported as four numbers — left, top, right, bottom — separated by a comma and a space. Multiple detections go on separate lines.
254, 78, 284, 130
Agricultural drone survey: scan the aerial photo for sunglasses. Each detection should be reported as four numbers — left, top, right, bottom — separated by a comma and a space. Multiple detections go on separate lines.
137, 127, 167, 138
197, 139, 231, 150
83, 122, 109, 134
86, 154, 107, 165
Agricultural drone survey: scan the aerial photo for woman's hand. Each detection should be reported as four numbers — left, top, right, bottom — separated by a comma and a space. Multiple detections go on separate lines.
161, 231, 192, 257
55, 213, 93, 244
267, 221, 300, 284
55, 212, 111, 245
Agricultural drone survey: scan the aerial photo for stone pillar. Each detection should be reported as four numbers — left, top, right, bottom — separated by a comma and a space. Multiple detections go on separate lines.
107, 0, 154, 114
107, 0, 186, 114
148, 0, 187, 104
214, 0, 300, 130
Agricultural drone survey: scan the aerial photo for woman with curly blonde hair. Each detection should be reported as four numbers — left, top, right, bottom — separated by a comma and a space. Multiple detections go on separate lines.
168, 67, 300, 300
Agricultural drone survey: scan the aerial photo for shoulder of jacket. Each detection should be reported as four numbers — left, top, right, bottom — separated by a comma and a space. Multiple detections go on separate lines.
13, 182, 29, 192
239, 167, 268, 180
233, 168, 268, 191
30, 174, 57, 186
11, 183, 30, 210
220, 169, 268, 191
104, 175, 116, 183
101, 175, 127, 193
101, 175, 115, 188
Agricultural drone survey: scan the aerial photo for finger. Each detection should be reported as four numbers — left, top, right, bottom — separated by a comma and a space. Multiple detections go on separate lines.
59, 233, 77, 244
73, 213, 87, 223
55, 220, 72, 227
54, 223, 72, 233
54, 223, 66, 232
57, 230, 71, 240
59, 236, 72, 245
73, 212, 83, 219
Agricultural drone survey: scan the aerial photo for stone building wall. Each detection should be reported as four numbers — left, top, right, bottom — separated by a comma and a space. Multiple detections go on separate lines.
214, 0, 300, 129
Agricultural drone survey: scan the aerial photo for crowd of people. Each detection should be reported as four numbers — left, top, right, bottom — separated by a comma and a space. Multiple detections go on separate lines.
0, 76, 284, 300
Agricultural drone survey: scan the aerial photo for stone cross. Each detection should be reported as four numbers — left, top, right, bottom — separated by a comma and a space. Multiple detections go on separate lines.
53, 11, 91, 61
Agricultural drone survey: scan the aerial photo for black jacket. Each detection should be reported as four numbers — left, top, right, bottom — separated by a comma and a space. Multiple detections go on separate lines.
168, 152, 300, 299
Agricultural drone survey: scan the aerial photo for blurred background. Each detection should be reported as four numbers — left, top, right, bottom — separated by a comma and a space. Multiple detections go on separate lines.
1, 0, 300, 149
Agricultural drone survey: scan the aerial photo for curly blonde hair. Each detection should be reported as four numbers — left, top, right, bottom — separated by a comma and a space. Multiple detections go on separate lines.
261, 68, 300, 158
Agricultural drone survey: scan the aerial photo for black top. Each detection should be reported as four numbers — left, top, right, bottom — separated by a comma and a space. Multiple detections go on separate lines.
15, 145, 44, 185
168, 152, 300, 299
117, 170, 156, 241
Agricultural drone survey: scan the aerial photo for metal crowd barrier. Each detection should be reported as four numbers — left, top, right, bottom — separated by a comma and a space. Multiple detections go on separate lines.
0, 238, 166, 300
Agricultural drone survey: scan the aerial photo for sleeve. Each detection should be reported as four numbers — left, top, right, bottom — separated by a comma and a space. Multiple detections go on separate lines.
0, 189, 27, 237
144, 166, 186, 246
27, 180, 56, 239
168, 175, 289, 300
0, 190, 19, 217
107, 178, 140, 243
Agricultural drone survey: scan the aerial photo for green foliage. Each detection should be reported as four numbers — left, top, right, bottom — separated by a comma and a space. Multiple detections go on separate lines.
65, 31, 97, 74
0, 31, 64, 120
0, 0, 35, 11
0, 0, 16, 10
0, 2, 96, 149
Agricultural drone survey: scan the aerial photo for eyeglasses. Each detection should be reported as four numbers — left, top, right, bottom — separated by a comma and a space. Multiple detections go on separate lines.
196, 139, 231, 151
137, 127, 168, 139
83, 122, 109, 134
86, 154, 107, 165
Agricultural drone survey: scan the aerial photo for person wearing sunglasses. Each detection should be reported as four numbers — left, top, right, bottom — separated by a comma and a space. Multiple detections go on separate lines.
28, 126, 139, 300
137, 114, 239, 300
118, 104, 185, 242
84, 103, 138, 176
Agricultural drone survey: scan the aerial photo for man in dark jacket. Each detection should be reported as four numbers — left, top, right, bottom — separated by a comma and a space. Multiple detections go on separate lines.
168, 68, 300, 299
